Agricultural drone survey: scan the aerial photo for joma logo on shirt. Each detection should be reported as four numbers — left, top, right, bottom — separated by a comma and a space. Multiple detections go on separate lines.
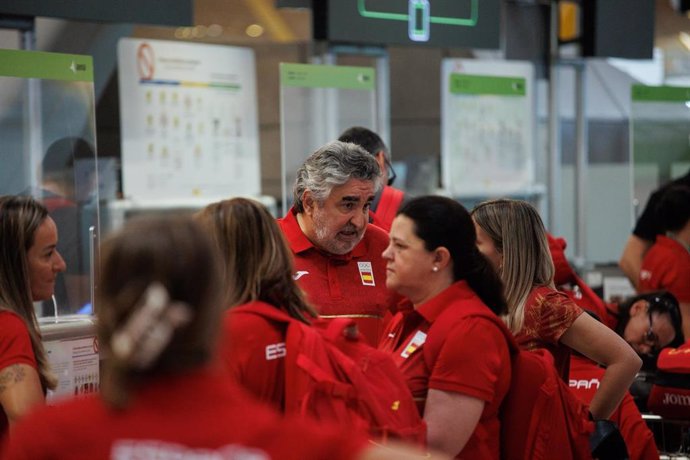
265, 342, 286, 360
663, 392, 690, 406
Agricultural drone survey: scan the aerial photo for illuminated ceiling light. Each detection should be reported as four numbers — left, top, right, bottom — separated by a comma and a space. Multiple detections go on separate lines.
207, 24, 223, 37
680, 31, 690, 51
245, 24, 264, 38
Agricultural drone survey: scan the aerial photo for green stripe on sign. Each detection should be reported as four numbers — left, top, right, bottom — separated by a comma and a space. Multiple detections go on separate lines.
632, 84, 690, 102
450, 74, 526, 96
0, 49, 93, 82
280, 63, 375, 90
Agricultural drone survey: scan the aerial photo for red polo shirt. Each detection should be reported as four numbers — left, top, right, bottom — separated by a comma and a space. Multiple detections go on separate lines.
277, 209, 400, 346
378, 281, 511, 460
639, 235, 690, 303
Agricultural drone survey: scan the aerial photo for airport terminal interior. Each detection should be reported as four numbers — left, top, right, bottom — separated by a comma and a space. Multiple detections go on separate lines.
1, 0, 690, 458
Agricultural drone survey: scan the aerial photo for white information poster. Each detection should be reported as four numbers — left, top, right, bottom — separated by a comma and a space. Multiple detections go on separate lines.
44, 335, 99, 402
118, 38, 260, 200
441, 59, 535, 196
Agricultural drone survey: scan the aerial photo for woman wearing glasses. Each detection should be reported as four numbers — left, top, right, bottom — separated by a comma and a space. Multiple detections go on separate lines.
612, 291, 684, 356
472, 199, 642, 421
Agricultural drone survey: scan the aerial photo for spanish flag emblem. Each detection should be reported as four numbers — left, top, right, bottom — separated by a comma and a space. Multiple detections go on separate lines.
358, 261, 375, 286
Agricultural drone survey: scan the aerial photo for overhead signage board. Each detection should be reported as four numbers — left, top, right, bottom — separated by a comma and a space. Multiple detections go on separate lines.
118, 38, 261, 201
313, 0, 500, 49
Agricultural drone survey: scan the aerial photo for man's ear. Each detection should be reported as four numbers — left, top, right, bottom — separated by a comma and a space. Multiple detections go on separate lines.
630, 299, 647, 317
302, 190, 316, 216
375, 151, 387, 174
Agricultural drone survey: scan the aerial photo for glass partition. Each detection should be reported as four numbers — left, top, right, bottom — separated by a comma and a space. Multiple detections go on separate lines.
279, 63, 377, 215
0, 49, 99, 317
630, 85, 690, 219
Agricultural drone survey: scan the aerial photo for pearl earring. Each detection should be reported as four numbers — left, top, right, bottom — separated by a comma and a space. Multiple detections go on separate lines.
432, 266, 439, 272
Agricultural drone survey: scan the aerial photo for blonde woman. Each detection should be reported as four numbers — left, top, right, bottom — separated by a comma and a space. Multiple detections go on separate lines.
0, 196, 62, 435
197, 197, 317, 411
471, 199, 641, 421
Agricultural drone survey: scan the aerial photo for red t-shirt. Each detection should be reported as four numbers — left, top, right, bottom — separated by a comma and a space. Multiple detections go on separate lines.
379, 281, 511, 460
569, 355, 659, 460
0, 311, 38, 439
1, 367, 367, 460
639, 235, 690, 303
219, 301, 286, 411
515, 286, 583, 381
277, 209, 400, 346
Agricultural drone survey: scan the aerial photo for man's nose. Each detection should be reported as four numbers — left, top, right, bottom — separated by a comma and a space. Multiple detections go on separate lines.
350, 209, 367, 228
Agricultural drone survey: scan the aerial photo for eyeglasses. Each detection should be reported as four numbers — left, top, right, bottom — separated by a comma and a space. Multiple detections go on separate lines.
642, 308, 661, 354
384, 156, 397, 187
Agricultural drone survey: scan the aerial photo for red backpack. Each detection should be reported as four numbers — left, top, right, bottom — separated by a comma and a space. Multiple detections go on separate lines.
425, 308, 594, 460
233, 304, 427, 446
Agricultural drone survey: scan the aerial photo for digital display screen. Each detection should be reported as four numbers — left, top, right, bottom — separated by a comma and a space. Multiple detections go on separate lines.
314, 0, 500, 49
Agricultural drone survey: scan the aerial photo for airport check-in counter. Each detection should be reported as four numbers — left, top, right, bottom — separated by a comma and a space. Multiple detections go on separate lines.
40, 315, 99, 402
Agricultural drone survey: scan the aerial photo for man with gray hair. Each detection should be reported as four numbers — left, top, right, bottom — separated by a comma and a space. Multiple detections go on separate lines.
338, 126, 405, 232
278, 141, 401, 345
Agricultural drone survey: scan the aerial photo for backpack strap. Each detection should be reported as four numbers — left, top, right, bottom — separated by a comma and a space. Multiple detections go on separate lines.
314, 317, 360, 342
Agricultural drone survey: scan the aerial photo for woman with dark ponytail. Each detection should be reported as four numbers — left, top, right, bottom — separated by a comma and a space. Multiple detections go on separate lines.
378, 196, 511, 459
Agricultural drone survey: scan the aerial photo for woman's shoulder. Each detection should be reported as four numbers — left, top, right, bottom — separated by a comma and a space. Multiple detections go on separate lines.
527, 285, 578, 310
0, 309, 31, 339
222, 302, 287, 340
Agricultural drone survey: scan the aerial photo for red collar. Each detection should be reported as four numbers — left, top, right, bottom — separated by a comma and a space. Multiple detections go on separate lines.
416, 280, 477, 323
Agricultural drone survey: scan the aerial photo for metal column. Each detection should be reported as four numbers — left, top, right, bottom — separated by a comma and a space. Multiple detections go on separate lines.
547, 1, 561, 234
574, 61, 588, 269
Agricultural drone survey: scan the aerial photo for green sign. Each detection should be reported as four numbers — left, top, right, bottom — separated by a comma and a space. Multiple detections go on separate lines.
280, 63, 375, 90
450, 73, 525, 96
0, 49, 93, 82
632, 84, 690, 103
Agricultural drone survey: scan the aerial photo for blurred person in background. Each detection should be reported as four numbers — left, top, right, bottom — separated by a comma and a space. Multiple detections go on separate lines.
637, 184, 690, 339
619, 167, 690, 287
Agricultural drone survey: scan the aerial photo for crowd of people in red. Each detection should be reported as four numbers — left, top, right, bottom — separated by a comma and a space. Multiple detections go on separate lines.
0, 129, 686, 459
